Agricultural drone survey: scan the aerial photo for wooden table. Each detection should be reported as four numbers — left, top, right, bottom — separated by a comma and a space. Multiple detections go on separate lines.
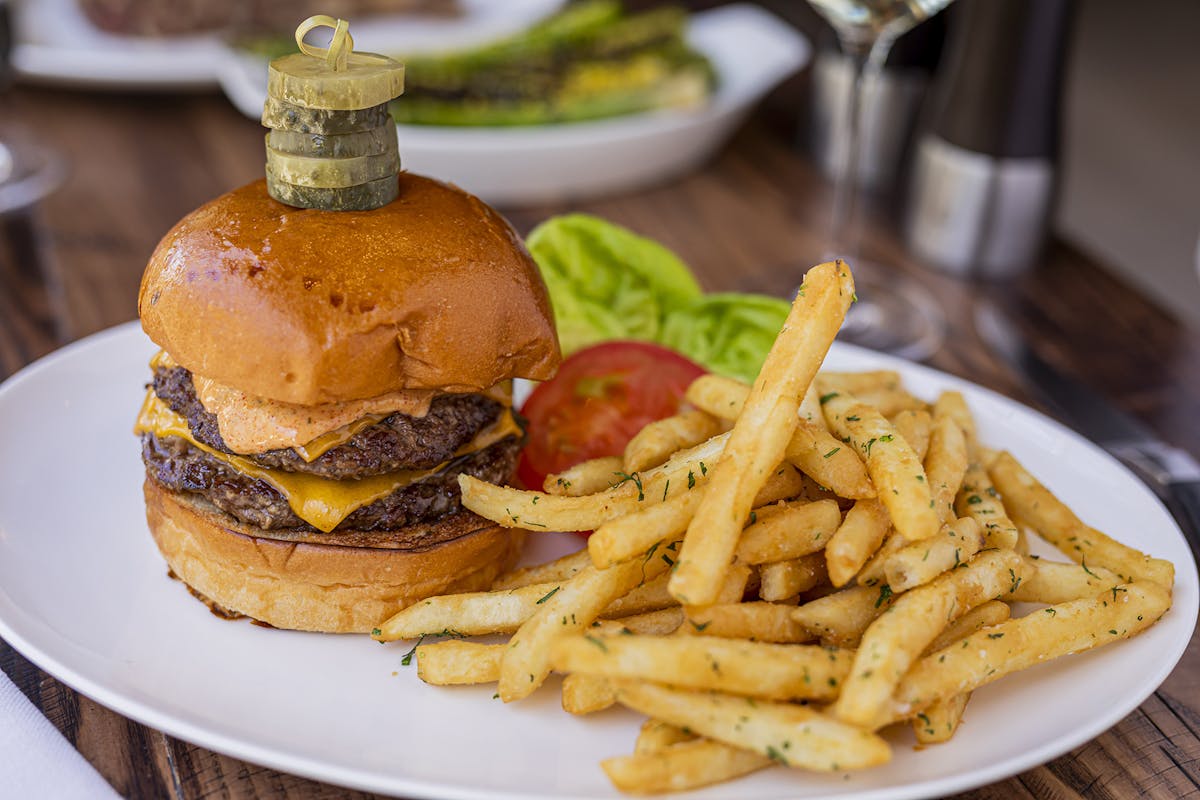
2, 66, 1199, 800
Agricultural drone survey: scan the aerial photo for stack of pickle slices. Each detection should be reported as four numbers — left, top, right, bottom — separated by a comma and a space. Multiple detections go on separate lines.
262, 17, 405, 211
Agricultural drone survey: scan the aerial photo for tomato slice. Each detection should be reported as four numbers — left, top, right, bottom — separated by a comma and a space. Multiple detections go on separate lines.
517, 341, 707, 493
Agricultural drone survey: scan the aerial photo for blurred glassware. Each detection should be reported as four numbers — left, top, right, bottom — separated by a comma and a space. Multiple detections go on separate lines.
805, 0, 954, 361
906, 0, 1073, 279
809, 18, 943, 192
0, 0, 66, 217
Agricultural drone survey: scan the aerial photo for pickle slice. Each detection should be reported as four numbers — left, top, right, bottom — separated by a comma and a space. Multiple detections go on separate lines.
261, 97, 390, 135
266, 172, 399, 211
266, 126, 396, 159
265, 147, 398, 189
269, 51, 405, 111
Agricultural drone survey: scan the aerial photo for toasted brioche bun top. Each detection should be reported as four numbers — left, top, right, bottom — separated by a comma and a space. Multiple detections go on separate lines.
139, 174, 560, 404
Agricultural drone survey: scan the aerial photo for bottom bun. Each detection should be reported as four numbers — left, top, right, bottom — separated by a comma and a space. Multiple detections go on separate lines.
143, 479, 524, 633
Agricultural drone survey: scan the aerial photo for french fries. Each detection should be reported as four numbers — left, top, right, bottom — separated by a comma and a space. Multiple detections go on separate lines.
821, 392, 940, 544
544, 456, 625, 496
669, 261, 855, 606
624, 410, 724, 473
883, 517, 986, 593
831, 549, 1033, 729
370, 261, 1177, 796
415, 640, 502, 685
602, 738, 771, 794
683, 601, 812, 643
825, 499, 890, 588
551, 634, 853, 702
611, 680, 891, 771
989, 451, 1174, 587
925, 415, 969, 524
758, 553, 828, 601
889, 582, 1172, 722
685, 373, 874, 499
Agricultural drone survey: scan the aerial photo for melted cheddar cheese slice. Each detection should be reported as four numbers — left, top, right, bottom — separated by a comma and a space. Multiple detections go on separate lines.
135, 390, 521, 533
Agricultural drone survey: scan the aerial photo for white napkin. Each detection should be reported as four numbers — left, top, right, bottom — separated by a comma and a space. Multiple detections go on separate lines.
0, 667, 122, 799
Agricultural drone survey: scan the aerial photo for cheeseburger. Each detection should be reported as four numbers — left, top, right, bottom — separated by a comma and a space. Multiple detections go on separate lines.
134, 173, 560, 632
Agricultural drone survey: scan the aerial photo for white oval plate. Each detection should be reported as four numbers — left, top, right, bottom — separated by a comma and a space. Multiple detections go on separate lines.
0, 321, 1195, 800
218, 4, 811, 205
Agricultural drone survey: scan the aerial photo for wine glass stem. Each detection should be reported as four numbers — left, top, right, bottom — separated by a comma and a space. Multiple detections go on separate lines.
826, 35, 895, 261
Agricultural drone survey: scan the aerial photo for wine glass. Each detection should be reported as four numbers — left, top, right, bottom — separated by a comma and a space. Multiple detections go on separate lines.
806, 0, 953, 360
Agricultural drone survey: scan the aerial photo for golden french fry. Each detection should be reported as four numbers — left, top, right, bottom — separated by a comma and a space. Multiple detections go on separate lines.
989, 452, 1174, 587
932, 390, 977, 452
852, 387, 928, 417
669, 261, 855, 606
831, 548, 1032, 729
792, 583, 897, 648
912, 693, 970, 744
1013, 519, 1031, 556
611, 680, 891, 771
635, 719, 697, 754
686, 373, 874, 498
588, 462, 805, 570
884, 517, 986, 593
492, 548, 593, 590
459, 433, 729, 532
587, 493, 702, 571
826, 499, 890, 588
562, 673, 615, 715
889, 409, 933, 462
955, 462, 1019, 550
415, 640, 502, 685
925, 416, 969, 524
499, 555, 672, 702
925, 599, 1011, 654
734, 499, 841, 565
854, 529, 908, 588
552, 634, 853, 702
625, 410, 725, 473
601, 571, 675, 619
602, 738, 771, 794
374, 581, 562, 640
544, 456, 625, 496
685, 374, 748, 421
590, 607, 685, 637
889, 582, 1172, 723
759, 553, 828, 602
785, 420, 877, 500
1008, 558, 1122, 604
683, 601, 812, 643
818, 370, 902, 396
821, 393, 940, 544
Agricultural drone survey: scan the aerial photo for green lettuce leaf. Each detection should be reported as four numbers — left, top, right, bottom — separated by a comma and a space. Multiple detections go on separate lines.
661, 293, 792, 383
527, 214, 792, 383
526, 214, 702, 353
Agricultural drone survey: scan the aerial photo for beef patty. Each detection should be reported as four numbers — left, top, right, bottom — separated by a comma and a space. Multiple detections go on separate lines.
141, 431, 520, 532
152, 366, 505, 479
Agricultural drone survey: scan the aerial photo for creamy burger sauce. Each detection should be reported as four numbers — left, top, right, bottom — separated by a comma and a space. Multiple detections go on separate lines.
149, 350, 512, 458
134, 390, 522, 532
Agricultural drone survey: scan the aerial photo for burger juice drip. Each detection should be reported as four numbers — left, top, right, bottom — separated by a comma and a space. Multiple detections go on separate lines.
262, 15, 405, 211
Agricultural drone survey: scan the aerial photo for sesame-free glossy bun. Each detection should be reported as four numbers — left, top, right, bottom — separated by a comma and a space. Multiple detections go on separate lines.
139, 174, 560, 404
143, 480, 524, 633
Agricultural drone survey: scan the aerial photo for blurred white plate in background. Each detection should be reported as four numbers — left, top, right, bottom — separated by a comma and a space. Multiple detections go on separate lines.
219, 4, 811, 205
12, 0, 564, 89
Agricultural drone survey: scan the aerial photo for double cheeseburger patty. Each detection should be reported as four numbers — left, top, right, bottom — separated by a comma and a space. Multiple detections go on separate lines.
135, 173, 560, 633
142, 364, 518, 532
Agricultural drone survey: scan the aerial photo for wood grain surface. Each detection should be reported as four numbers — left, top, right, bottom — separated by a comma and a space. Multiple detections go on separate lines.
1, 16, 1198, 800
